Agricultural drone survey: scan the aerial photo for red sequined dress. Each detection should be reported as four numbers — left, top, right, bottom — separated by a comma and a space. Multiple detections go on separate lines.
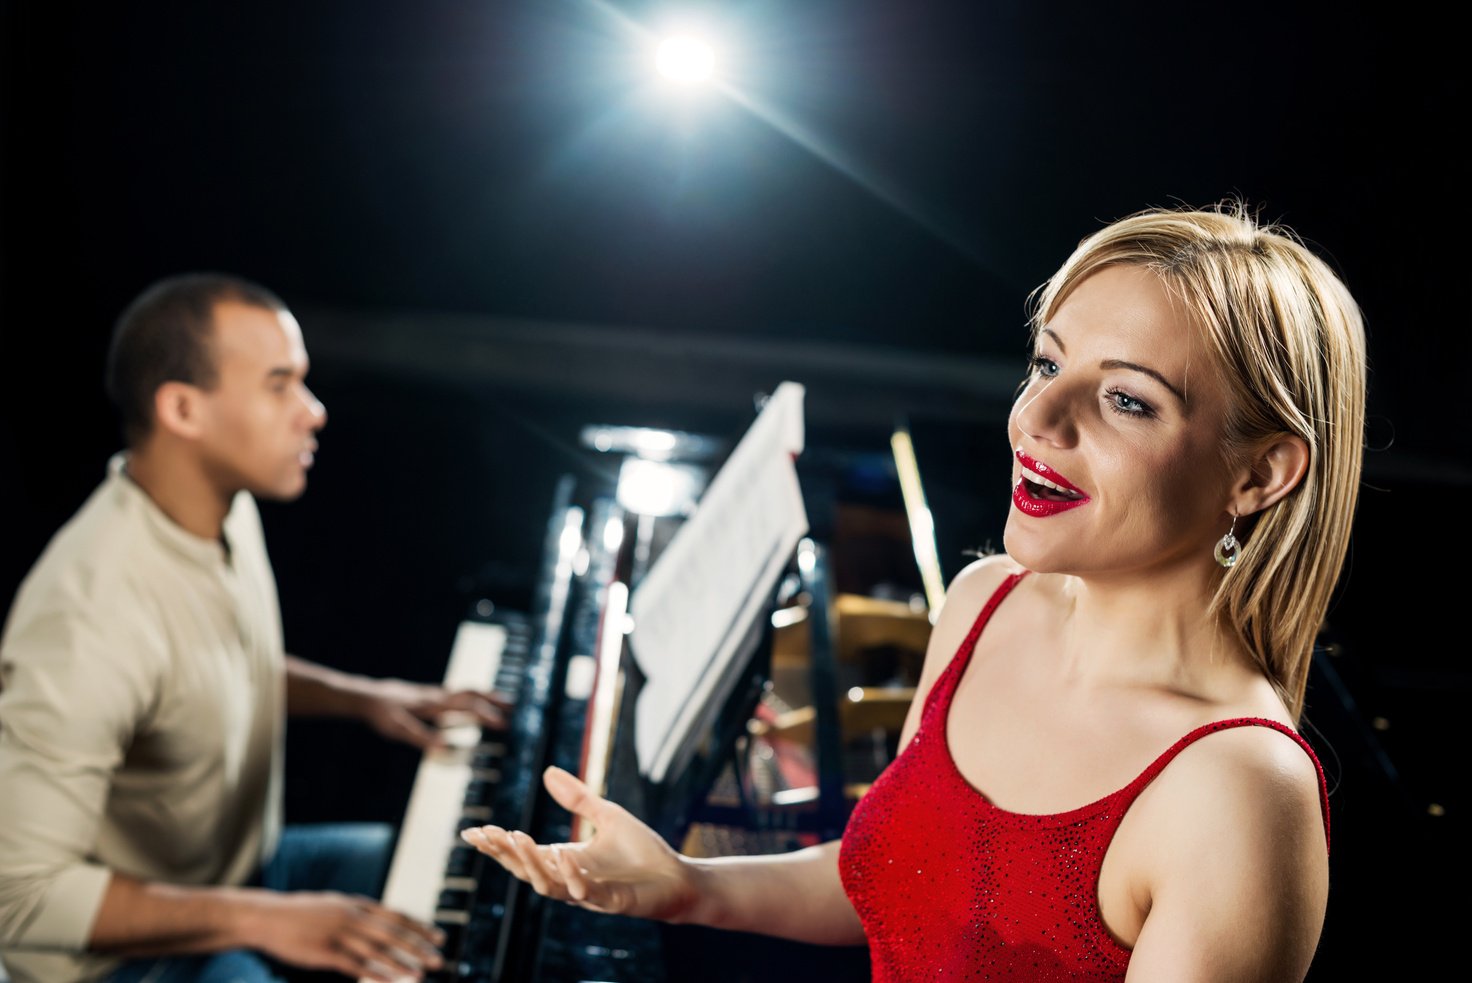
837, 571, 1331, 981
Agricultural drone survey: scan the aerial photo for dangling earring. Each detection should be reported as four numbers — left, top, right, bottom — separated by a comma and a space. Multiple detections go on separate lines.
1214, 513, 1241, 569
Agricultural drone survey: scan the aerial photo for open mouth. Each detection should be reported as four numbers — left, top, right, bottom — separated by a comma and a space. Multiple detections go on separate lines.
1019, 466, 1085, 502
1012, 448, 1089, 516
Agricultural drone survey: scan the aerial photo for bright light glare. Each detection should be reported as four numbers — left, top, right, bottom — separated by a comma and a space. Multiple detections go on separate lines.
631, 428, 679, 455
656, 37, 715, 83
616, 458, 701, 516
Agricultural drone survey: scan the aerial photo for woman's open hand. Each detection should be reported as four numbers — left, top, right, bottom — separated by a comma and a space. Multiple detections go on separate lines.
461, 765, 700, 923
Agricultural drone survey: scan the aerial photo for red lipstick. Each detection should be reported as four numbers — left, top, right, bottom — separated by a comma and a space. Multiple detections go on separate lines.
1012, 448, 1090, 517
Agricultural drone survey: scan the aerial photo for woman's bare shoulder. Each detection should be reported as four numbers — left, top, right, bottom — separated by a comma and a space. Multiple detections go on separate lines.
917, 553, 1030, 675
1171, 722, 1325, 823
939, 552, 1027, 616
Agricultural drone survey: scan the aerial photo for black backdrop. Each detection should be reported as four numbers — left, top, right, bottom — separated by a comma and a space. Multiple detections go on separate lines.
2, 1, 1466, 977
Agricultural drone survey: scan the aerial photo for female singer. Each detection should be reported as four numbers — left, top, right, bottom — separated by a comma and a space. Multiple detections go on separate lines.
462, 201, 1366, 982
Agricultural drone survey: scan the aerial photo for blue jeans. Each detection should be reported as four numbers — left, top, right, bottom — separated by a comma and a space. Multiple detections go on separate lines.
105, 822, 394, 983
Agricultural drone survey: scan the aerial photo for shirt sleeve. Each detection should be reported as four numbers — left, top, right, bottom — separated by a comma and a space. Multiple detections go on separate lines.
0, 605, 161, 950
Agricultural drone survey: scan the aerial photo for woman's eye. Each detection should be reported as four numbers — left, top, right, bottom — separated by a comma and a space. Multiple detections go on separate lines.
1029, 355, 1059, 378
1105, 388, 1153, 417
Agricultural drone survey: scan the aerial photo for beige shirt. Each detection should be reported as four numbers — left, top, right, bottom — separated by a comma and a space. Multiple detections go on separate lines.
0, 454, 285, 983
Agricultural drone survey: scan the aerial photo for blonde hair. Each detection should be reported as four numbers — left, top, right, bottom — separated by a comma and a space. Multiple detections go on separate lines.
1028, 201, 1367, 721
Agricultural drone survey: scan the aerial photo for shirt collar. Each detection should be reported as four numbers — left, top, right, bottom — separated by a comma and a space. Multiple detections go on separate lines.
107, 451, 239, 569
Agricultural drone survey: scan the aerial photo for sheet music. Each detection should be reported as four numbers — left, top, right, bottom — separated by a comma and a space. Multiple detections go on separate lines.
628, 381, 809, 782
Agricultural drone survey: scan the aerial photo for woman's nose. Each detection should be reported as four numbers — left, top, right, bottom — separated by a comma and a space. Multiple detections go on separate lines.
1012, 376, 1075, 447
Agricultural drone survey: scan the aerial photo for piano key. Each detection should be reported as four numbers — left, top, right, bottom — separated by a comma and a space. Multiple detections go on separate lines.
437, 887, 474, 911
459, 804, 494, 822
443, 620, 510, 692
434, 908, 472, 926
445, 844, 478, 877
370, 619, 507, 983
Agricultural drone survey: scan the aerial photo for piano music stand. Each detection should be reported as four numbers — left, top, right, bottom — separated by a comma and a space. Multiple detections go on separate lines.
604, 573, 779, 849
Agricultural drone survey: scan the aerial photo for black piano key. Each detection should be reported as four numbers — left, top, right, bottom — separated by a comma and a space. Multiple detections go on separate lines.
445, 844, 478, 877
438, 887, 474, 912
422, 957, 475, 983
465, 778, 497, 804
435, 919, 466, 962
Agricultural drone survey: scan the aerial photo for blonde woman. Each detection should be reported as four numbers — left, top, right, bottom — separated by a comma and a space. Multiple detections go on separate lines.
465, 201, 1366, 982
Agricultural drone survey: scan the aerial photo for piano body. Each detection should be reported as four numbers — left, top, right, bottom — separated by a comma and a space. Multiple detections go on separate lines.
374, 396, 938, 983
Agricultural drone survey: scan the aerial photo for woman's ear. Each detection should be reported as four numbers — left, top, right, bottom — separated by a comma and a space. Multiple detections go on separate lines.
1230, 434, 1310, 517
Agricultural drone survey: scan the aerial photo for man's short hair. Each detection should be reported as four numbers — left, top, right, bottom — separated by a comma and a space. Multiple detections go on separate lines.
104, 272, 287, 446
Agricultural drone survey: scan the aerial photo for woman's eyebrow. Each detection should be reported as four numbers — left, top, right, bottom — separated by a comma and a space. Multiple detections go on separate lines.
1100, 358, 1186, 405
1040, 329, 1186, 405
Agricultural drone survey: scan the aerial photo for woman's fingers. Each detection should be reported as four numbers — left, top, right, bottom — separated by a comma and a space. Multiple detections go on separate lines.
466, 825, 583, 904
509, 831, 558, 897
553, 844, 593, 903
461, 825, 530, 882
542, 766, 601, 818
501, 830, 541, 893
461, 823, 624, 914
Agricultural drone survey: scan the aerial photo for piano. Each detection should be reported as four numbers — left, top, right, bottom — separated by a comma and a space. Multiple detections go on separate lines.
373, 399, 930, 983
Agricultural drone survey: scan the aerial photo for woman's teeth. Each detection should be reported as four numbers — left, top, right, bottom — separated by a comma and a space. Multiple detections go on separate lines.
1021, 466, 1082, 500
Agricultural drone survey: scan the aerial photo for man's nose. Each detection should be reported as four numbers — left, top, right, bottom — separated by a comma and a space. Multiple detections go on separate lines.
301, 387, 327, 430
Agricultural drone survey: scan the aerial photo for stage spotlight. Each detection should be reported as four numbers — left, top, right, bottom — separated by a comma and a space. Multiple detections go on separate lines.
656, 36, 715, 83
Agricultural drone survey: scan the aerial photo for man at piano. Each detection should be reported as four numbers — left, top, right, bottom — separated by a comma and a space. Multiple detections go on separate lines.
0, 273, 509, 983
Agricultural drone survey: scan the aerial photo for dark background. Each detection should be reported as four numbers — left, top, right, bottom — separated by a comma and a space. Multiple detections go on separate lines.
1, 1, 1465, 977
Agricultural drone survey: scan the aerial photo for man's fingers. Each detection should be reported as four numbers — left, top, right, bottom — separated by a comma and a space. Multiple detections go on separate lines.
387, 707, 442, 750
446, 687, 515, 711
366, 902, 447, 954
336, 930, 428, 980
333, 951, 387, 982
439, 690, 509, 730
345, 903, 446, 976
465, 697, 507, 730
356, 957, 404, 983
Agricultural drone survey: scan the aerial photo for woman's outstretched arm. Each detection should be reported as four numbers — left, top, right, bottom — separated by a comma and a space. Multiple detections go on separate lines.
462, 765, 865, 946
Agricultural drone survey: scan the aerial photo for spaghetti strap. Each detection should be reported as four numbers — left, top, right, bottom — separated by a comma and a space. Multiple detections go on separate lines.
1123, 716, 1332, 852
920, 569, 1029, 718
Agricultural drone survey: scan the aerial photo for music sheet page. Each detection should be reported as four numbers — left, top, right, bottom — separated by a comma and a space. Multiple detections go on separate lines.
628, 381, 809, 782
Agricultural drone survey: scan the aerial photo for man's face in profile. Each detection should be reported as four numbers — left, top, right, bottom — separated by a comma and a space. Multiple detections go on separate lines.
194, 300, 328, 501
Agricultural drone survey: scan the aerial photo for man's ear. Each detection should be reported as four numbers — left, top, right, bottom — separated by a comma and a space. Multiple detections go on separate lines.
1229, 434, 1310, 518
152, 381, 208, 440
